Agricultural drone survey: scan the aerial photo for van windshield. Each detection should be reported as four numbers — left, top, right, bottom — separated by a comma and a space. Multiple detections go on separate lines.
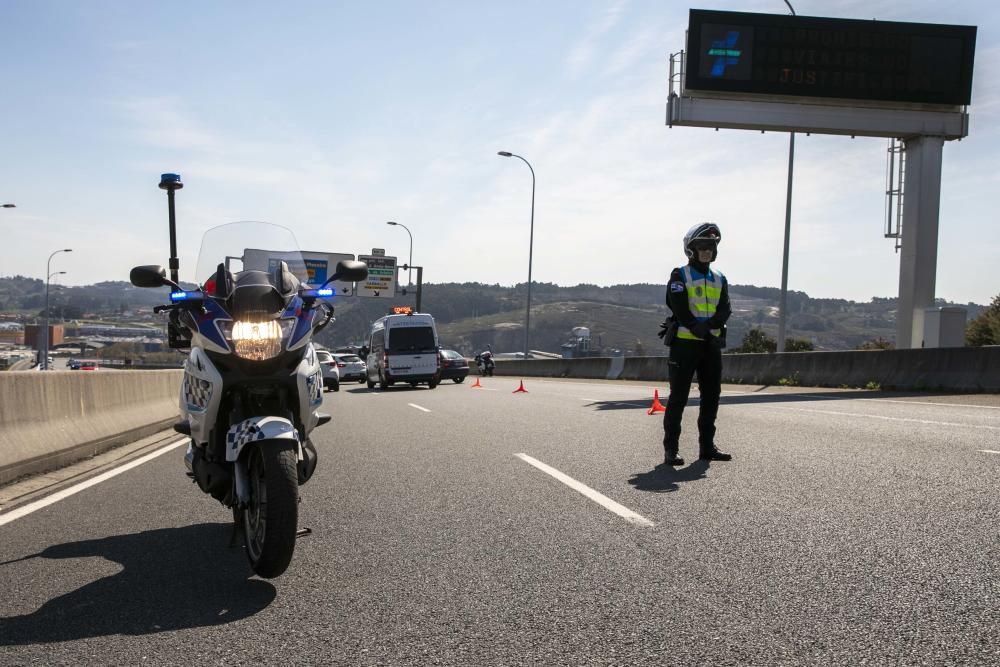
388, 327, 436, 352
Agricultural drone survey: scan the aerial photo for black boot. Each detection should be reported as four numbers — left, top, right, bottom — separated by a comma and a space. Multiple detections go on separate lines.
663, 442, 684, 466
699, 445, 732, 461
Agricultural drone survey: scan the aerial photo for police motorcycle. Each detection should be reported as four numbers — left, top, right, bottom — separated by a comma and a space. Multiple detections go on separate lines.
476, 350, 495, 377
130, 220, 367, 578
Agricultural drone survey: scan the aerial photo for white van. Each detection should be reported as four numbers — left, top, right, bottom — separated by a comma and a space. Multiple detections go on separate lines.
365, 313, 441, 390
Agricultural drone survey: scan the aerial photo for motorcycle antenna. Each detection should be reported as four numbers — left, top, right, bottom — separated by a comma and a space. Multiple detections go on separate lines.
159, 173, 184, 285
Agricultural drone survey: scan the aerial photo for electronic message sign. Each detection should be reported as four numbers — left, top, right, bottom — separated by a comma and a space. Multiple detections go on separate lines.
685, 9, 976, 106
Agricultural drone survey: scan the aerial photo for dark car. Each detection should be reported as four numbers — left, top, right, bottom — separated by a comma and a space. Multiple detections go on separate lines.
439, 349, 469, 383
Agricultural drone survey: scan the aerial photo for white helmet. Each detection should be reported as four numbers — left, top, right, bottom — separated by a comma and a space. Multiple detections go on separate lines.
683, 222, 722, 261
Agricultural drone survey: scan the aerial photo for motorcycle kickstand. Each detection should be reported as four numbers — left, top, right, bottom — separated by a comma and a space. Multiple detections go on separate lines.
228, 513, 244, 548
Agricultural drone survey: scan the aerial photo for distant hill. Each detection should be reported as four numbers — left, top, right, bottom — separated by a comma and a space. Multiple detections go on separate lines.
0, 276, 985, 354
310, 282, 986, 356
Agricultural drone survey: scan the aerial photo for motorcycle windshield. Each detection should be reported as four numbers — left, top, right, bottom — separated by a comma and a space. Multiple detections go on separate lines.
194, 221, 310, 290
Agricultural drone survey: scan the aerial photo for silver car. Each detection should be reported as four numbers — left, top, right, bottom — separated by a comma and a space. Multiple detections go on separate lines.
333, 353, 367, 383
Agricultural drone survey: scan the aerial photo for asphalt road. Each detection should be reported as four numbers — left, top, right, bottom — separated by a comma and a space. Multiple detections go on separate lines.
1, 378, 998, 665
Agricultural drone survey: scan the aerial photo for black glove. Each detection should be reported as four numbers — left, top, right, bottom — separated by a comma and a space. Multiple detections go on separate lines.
657, 320, 669, 339
690, 322, 711, 340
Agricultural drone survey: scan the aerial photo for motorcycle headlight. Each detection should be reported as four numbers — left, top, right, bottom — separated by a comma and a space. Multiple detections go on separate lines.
230, 320, 284, 360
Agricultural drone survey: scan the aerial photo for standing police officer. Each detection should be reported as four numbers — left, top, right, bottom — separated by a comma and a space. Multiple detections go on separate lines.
660, 223, 733, 466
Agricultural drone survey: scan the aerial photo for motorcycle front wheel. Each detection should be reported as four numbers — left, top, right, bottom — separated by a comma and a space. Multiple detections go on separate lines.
241, 441, 299, 578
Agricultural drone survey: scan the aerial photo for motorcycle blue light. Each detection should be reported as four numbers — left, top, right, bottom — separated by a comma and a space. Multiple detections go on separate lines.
302, 288, 334, 298
170, 290, 204, 303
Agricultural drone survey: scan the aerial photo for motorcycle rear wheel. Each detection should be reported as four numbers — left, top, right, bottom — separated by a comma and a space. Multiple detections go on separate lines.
242, 441, 299, 578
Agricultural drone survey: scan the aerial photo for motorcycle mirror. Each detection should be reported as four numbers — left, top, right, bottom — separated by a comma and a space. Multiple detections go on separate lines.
130, 265, 180, 290
326, 260, 368, 286
214, 263, 233, 299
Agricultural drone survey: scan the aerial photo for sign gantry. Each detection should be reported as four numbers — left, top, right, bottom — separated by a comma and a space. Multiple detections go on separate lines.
666, 8, 977, 349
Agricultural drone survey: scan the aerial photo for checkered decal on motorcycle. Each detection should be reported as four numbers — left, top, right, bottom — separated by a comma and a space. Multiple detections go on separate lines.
307, 371, 323, 405
183, 373, 212, 410
227, 421, 267, 452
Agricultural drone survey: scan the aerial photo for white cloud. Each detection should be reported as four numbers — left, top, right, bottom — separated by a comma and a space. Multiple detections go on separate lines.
565, 0, 629, 78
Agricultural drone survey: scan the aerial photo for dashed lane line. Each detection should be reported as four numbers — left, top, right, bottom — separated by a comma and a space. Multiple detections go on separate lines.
762, 405, 1000, 431
0, 439, 188, 528
408, 403, 432, 413
515, 453, 655, 528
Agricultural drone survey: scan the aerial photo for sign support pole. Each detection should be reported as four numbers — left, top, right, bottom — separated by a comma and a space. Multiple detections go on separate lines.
415, 266, 423, 312
896, 136, 944, 349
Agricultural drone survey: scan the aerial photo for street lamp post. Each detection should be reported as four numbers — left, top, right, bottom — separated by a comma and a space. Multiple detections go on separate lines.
497, 151, 536, 359
777, 0, 797, 354
42, 249, 72, 370
386, 221, 413, 286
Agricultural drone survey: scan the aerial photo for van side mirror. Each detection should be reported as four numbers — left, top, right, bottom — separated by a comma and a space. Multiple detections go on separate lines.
130, 265, 171, 288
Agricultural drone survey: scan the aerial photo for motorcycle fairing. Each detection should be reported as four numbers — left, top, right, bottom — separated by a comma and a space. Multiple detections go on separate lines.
295, 344, 323, 433
226, 416, 300, 463
180, 347, 224, 445
284, 295, 319, 352
190, 299, 232, 354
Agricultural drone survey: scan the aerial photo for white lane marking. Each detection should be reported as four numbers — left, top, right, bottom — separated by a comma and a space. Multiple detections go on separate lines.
777, 393, 1000, 411
515, 453, 655, 528
408, 403, 431, 413
763, 406, 1000, 431
980, 450, 1000, 455
0, 439, 188, 527
863, 398, 1000, 410
579, 398, 603, 402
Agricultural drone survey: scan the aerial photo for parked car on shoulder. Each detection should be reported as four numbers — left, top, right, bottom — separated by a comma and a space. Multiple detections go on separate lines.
315, 349, 340, 391
439, 349, 469, 383
332, 353, 366, 383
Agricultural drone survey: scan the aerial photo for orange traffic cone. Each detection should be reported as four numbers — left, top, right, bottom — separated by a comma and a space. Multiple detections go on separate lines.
513, 380, 528, 393
647, 389, 666, 415
471, 377, 482, 388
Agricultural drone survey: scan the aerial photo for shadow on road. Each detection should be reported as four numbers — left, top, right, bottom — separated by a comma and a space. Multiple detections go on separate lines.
345, 384, 441, 394
0, 522, 275, 645
586, 389, 937, 412
628, 460, 710, 493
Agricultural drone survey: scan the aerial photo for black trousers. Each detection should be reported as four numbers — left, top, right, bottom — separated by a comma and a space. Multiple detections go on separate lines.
663, 338, 722, 452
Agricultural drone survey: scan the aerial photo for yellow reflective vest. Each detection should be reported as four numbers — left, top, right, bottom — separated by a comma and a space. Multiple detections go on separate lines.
676, 265, 725, 341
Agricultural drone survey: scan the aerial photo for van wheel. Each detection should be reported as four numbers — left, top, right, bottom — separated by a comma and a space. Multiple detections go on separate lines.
428, 379, 439, 389
410, 382, 418, 388
453, 377, 464, 384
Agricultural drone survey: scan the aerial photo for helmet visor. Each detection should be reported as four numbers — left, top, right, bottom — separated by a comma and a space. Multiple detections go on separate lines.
690, 238, 718, 252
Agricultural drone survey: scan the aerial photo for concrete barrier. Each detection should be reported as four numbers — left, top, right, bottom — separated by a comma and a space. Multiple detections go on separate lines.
0, 370, 183, 485
720, 347, 1000, 391
495, 347, 1000, 392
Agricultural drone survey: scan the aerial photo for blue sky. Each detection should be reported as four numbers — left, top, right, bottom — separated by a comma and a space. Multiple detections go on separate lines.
2, 0, 998, 304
